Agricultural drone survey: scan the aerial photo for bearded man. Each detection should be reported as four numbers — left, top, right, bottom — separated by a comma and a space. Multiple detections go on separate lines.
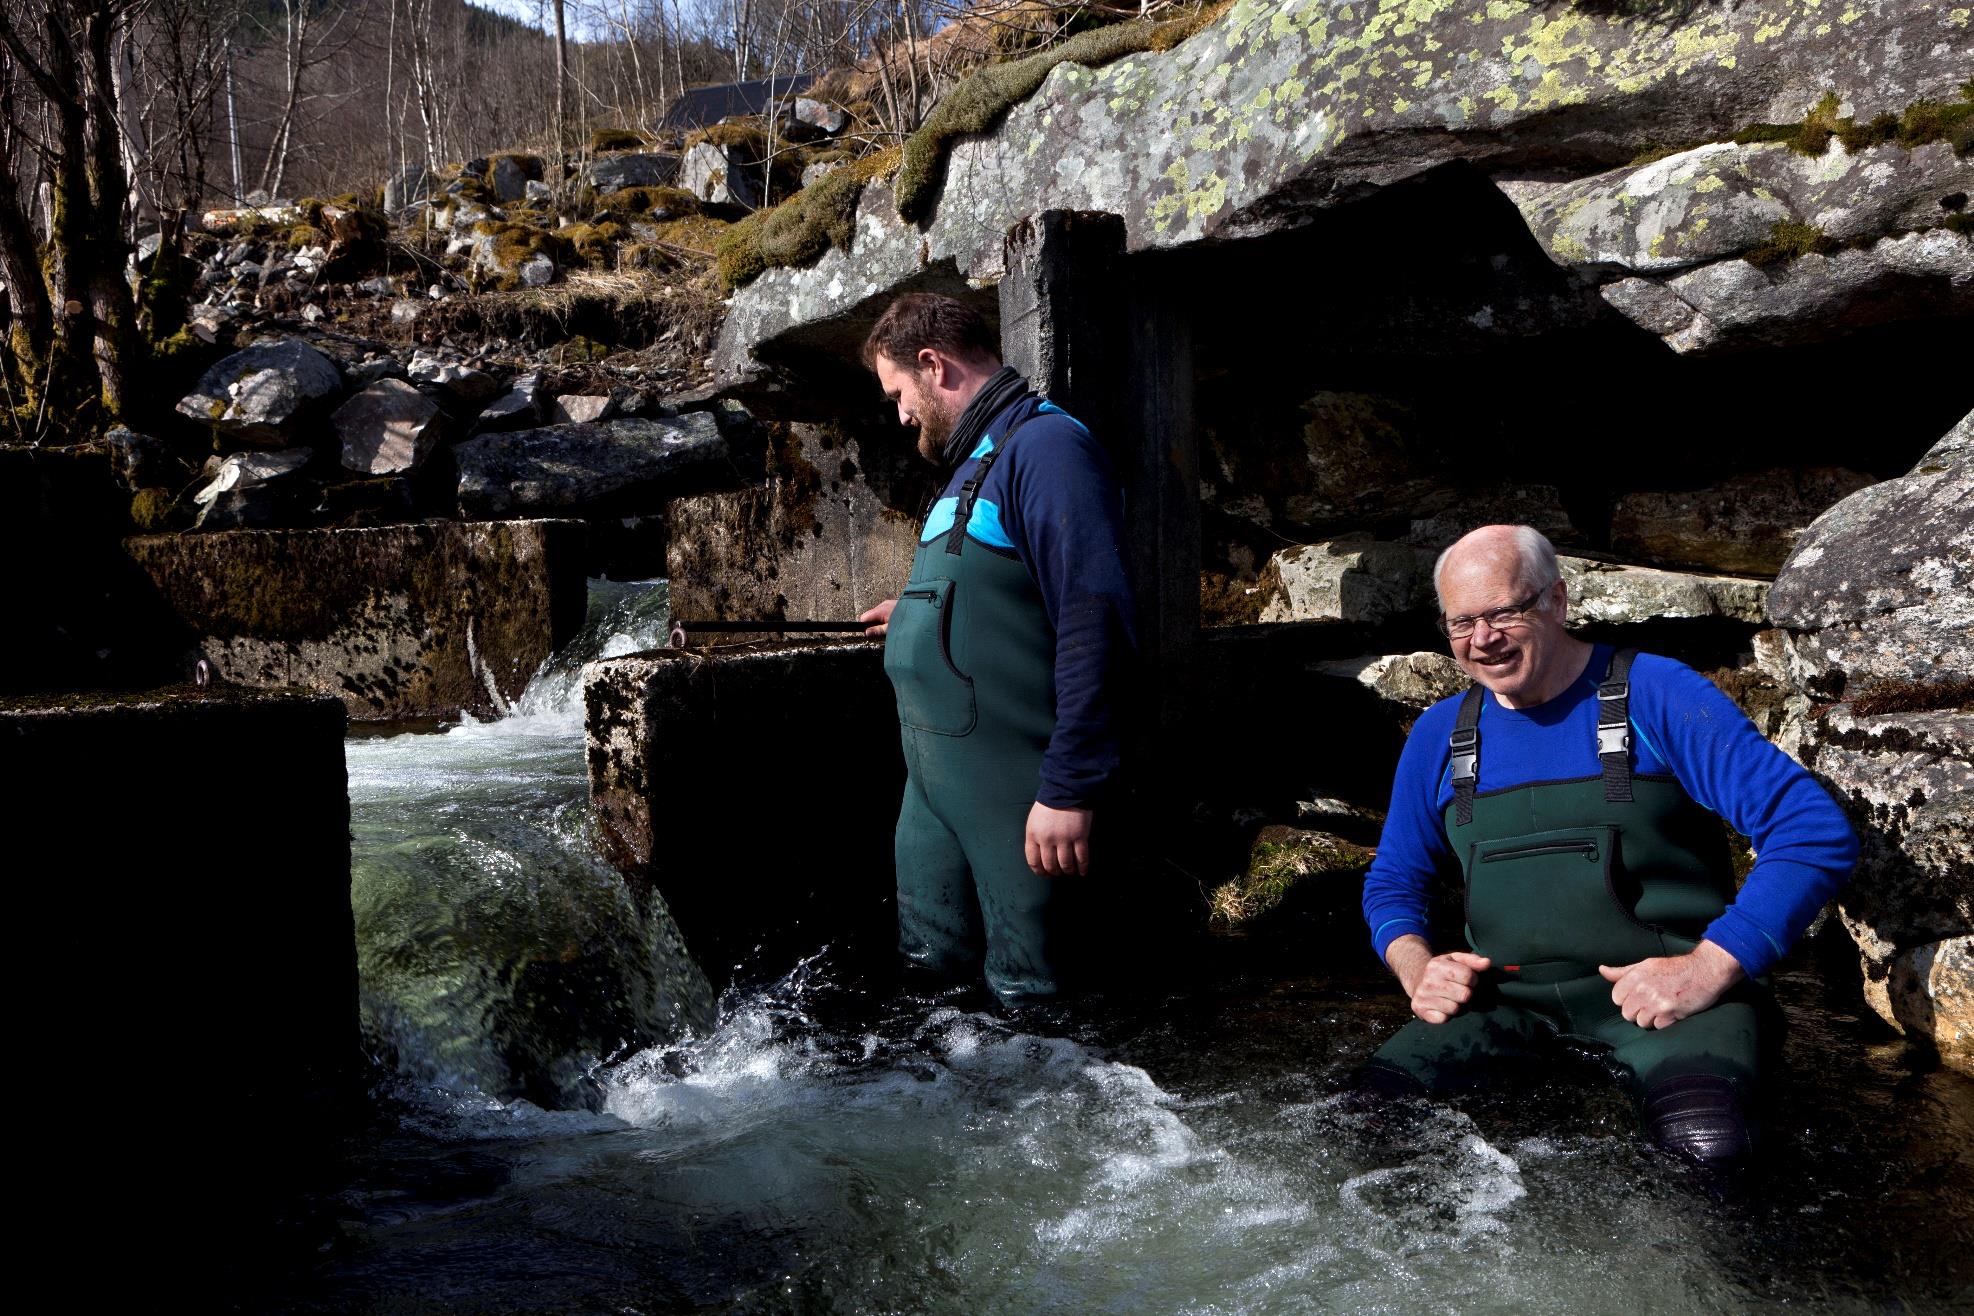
1360, 524, 1856, 1162
856, 293, 1137, 1005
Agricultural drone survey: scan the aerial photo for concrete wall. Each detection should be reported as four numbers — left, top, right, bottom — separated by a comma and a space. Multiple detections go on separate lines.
585, 639, 902, 981
124, 519, 588, 720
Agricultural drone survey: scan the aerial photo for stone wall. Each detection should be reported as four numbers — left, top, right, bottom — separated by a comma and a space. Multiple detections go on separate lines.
124, 519, 588, 720
584, 639, 903, 981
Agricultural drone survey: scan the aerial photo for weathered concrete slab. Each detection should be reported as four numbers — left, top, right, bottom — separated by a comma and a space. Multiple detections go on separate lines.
4, 686, 355, 1228
666, 422, 924, 624
124, 520, 587, 720
584, 639, 902, 980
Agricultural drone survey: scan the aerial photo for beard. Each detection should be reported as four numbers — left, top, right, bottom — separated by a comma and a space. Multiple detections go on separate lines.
914, 392, 956, 465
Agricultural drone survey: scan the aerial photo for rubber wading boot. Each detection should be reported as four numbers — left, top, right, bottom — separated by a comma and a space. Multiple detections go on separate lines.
1642, 1072, 1756, 1165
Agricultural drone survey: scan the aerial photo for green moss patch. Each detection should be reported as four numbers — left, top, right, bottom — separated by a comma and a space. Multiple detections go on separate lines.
1209, 825, 1373, 932
485, 151, 546, 183
687, 121, 771, 154
601, 185, 700, 216
895, 1, 1229, 223
1735, 86, 1974, 158
470, 220, 570, 288
591, 127, 650, 152
716, 147, 903, 293
1745, 220, 1839, 266
560, 220, 629, 268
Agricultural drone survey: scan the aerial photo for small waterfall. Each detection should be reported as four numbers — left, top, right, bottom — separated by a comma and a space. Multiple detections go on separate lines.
346, 578, 714, 1109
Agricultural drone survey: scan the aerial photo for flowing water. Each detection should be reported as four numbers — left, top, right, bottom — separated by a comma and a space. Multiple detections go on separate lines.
261, 582, 1973, 1313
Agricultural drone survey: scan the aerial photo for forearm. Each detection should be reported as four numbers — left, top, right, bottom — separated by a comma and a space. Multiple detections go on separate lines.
1384, 933, 1434, 995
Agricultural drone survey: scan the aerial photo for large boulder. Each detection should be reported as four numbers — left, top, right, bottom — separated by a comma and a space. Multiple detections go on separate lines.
487, 152, 544, 203
1559, 556, 1768, 626
453, 413, 731, 518
582, 151, 681, 192
1256, 538, 1431, 626
1610, 466, 1878, 576
680, 141, 764, 210
176, 340, 344, 448
717, 0, 1967, 381
1766, 409, 1973, 695
1310, 651, 1468, 713
333, 379, 444, 476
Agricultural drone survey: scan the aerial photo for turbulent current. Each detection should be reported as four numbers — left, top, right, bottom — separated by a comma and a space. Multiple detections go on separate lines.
264, 582, 1972, 1313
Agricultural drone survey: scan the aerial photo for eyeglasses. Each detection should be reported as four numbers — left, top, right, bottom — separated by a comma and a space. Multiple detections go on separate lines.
1438, 589, 1547, 639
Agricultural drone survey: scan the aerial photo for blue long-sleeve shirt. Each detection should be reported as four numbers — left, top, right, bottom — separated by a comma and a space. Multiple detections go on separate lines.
923, 394, 1136, 809
1360, 644, 1856, 979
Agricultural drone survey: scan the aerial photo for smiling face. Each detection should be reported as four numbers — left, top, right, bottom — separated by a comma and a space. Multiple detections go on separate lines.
874, 352, 958, 465
1437, 535, 1587, 710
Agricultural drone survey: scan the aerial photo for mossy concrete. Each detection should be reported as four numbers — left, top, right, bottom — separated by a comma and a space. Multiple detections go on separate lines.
122, 520, 588, 720
583, 639, 902, 982
719, 0, 1969, 382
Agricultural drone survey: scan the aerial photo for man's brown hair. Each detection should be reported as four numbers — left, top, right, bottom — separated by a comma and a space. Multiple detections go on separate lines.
861, 292, 1000, 371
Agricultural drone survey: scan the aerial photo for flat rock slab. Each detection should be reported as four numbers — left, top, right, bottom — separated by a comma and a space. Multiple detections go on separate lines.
2, 686, 355, 1155
584, 639, 900, 982
333, 378, 444, 475
454, 413, 730, 518
1560, 556, 1768, 626
123, 520, 587, 720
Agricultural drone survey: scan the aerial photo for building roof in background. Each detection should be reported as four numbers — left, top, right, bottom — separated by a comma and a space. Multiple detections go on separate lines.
660, 74, 815, 131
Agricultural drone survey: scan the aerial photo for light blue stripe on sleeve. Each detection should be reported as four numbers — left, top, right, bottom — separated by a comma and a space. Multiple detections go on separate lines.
969, 498, 1014, 550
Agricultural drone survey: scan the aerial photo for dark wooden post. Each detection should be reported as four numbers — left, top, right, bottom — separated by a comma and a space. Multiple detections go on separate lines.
998, 210, 1201, 853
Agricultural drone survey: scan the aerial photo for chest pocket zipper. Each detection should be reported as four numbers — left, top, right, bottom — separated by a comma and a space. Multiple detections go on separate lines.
1481, 842, 1600, 863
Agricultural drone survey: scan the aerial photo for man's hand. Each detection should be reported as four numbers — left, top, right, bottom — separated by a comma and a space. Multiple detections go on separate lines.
1385, 934, 1491, 1024
1598, 940, 1745, 1030
859, 598, 896, 637
1025, 802, 1092, 877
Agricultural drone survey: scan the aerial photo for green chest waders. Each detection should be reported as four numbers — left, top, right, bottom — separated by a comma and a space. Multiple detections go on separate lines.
1367, 652, 1774, 1158
883, 446, 1067, 1004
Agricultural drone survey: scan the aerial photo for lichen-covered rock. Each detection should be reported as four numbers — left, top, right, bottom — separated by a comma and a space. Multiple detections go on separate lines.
1598, 229, 1974, 354
1560, 556, 1768, 626
1513, 140, 1973, 275
176, 340, 345, 448
1256, 538, 1431, 626
477, 371, 544, 432
1610, 466, 1878, 576
453, 413, 729, 518
488, 152, 544, 203
1887, 936, 1973, 1078
1767, 409, 1973, 692
191, 448, 315, 530
551, 393, 618, 425
333, 379, 444, 476
1210, 825, 1374, 934
680, 141, 763, 210
583, 151, 681, 192
718, 0, 1969, 380
1311, 651, 1468, 712
408, 351, 500, 406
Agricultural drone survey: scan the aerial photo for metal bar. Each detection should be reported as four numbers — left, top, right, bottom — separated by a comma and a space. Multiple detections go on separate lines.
670, 620, 872, 632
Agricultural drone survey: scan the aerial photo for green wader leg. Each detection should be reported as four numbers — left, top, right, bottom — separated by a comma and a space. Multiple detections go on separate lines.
1365, 992, 1555, 1094
894, 758, 984, 981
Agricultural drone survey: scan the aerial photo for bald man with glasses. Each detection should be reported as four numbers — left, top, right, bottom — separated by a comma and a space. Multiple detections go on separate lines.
1357, 525, 1856, 1164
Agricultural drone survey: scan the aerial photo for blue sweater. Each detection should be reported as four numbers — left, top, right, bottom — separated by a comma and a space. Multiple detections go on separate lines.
923, 395, 1136, 809
1360, 644, 1857, 979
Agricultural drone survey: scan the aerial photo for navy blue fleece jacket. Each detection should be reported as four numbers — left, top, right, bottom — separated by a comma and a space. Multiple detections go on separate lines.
922, 394, 1136, 809
1360, 645, 1857, 979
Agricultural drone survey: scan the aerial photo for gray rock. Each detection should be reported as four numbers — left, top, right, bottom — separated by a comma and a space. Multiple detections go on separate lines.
551, 393, 618, 424
347, 357, 408, 387
800, 159, 845, 190
715, 0, 1966, 381
357, 276, 394, 297
1766, 409, 1974, 691
389, 299, 423, 328
101, 427, 172, 491
454, 412, 730, 518
382, 164, 431, 213
476, 371, 543, 432
680, 141, 762, 210
407, 351, 500, 405
191, 448, 315, 530
1256, 538, 1431, 625
488, 153, 541, 203
333, 379, 445, 475
518, 253, 557, 287
1310, 650, 1468, 711
1886, 935, 1973, 1078
524, 178, 555, 204
1611, 467, 1879, 576
1559, 556, 1768, 626
443, 197, 494, 232
176, 340, 344, 448
1513, 140, 1974, 275
1400, 485, 1580, 552
584, 151, 682, 192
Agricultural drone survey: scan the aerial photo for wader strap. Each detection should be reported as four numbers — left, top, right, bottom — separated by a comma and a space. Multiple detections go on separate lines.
1599, 647, 1638, 804
943, 446, 1001, 556
1449, 685, 1484, 826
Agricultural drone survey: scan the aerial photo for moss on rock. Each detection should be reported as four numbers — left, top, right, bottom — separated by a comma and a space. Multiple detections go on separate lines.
591, 127, 650, 152
895, 1, 1229, 223
601, 185, 700, 216
1745, 219, 1838, 266
716, 146, 903, 293
1209, 825, 1373, 932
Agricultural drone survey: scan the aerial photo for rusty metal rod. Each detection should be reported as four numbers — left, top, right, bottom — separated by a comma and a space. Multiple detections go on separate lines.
670, 619, 873, 632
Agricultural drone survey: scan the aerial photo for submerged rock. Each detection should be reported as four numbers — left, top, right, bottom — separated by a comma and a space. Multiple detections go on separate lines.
453, 413, 730, 518
176, 340, 345, 448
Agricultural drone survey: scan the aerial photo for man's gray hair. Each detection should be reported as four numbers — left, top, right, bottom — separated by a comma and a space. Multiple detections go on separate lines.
1432, 525, 1563, 610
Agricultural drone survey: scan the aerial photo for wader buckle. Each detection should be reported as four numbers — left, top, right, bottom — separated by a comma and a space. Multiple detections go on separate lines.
1598, 724, 1632, 756
1448, 727, 1479, 783
1598, 683, 1630, 702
